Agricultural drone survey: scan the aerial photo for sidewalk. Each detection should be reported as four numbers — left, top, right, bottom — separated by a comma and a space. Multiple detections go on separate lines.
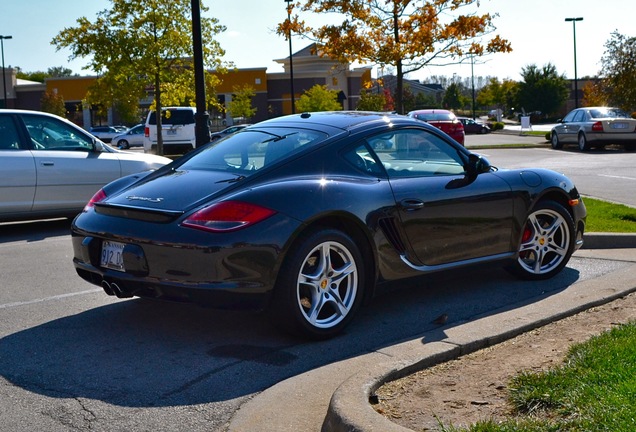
227, 234, 636, 432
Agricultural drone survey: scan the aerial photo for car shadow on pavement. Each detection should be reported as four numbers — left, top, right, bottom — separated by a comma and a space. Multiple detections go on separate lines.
0, 260, 601, 409
0, 218, 73, 243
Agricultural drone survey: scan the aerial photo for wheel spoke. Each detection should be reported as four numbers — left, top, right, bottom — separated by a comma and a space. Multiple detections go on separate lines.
306, 291, 326, 325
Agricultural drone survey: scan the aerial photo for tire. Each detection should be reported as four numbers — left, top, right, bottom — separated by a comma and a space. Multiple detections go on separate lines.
118, 140, 130, 149
269, 229, 365, 339
578, 133, 590, 151
550, 132, 562, 149
506, 201, 575, 281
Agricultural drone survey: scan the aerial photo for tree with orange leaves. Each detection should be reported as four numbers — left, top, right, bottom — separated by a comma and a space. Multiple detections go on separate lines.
278, 0, 511, 114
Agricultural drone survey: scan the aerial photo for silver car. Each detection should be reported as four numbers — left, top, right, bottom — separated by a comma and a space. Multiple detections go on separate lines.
550, 107, 636, 151
111, 124, 144, 149
0, 109, 172, 221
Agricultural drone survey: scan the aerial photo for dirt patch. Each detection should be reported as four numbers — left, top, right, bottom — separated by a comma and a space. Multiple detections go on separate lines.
373, 292, 636, 431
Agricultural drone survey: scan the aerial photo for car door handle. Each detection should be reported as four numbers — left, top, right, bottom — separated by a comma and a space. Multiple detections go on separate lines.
40, 161, 55, 166
400, 199, 425, 211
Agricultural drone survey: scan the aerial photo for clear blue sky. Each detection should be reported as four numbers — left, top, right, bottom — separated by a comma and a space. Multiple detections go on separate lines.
1, 0, 632, 82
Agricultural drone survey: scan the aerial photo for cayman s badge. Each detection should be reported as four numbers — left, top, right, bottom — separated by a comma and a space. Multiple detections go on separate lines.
126, 195, 164, 203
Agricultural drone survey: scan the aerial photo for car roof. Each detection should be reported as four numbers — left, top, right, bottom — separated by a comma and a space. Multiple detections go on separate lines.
409, 109, 452, 113
253, 111, 418, 133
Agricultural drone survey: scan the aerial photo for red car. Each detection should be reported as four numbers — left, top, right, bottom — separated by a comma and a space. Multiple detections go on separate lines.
407, 109, 465, 145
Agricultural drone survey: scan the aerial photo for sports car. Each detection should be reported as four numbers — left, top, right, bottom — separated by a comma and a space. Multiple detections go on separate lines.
71, 111, 586, 339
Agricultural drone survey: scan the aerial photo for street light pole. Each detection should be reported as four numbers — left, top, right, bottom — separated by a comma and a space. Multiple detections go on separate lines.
565, 17, 583, 109
1, 35, 12, 109
470, 54, 476, 120
190, 0, 210, 148
284, 0, 295, 114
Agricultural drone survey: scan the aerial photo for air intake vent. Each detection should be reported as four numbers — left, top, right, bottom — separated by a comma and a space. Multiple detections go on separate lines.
378, 217, 406, 254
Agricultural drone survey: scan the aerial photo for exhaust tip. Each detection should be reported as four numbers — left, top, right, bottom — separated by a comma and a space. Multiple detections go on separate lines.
101, 280, 115, 296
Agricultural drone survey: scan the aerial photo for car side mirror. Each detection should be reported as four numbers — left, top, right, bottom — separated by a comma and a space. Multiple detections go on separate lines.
467, 153, 491, 176
447, 153, 492, 190
93, 139, 104, 152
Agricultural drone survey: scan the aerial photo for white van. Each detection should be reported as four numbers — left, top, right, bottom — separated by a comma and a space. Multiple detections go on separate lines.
143, 107, 196, 154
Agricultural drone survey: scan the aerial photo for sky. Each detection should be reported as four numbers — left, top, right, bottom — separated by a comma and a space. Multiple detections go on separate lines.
1, 0, 633, 83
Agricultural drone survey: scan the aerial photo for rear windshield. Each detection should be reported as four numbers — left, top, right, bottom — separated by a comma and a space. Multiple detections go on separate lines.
177, 127, 328, 177
588, 108, 630, 119
148, 109, 195, 125
412, 112, 455, 122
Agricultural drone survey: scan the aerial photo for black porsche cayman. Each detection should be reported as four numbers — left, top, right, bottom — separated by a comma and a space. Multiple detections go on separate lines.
71, 111, 586, 339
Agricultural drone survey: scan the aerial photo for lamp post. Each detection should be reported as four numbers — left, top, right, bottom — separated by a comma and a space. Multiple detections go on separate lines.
470, 54, 476, 120
284, 0, 295, 114
1, 35, 12, 109
190, 0, 210, 148
565, 17, 583, 109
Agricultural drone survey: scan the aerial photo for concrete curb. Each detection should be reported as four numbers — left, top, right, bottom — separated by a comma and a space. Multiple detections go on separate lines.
323, 260, 636, 432
582, 232, 636, 249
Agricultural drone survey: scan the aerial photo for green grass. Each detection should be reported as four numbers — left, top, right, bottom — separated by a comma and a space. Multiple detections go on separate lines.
583, 197, 636, 233
446, 322, 636, 432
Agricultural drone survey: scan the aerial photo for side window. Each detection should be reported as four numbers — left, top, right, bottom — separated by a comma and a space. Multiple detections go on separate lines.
0, 116, 21, 150
572, 110, 586, 122
368, 130, 465, 178
342, 144, 383, 176
22, 115, 94, 151
562, 111, 577, 122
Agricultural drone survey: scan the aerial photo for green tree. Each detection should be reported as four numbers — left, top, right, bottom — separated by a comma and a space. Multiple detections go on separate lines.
47, 66, 74, 78
598, 31, 636, 111
16, 69, 48, 83
227, 84, 257, 121
477, 77, 519, 113
295, 85, 342, 112
40, 91, 66, 117
52, 0, 227, 155
279, 0, 511, 114
517, 64, 568, 117
442, 82, 465, 110
413, 92, 438, 110
16, 66, 75, 83
356, 89, 386, 111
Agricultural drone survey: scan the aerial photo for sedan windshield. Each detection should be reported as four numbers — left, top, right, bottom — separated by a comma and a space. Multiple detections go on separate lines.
177, 127, 328, 176
589, 108, 630, 119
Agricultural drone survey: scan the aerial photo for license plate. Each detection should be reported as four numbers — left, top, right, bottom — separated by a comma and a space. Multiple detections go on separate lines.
611, 122, 627, 129
101, 240, 125, 272
167, 129, 177, 135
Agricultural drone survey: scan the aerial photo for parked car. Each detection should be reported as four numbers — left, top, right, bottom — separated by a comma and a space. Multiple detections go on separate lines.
550, 107, 636, 151
407, 109, 465, 145
89, 126, 121, 143
210, 124, 252, 141
457, 117, 490, 134
112, 124, 145, 149
144, 107, 197, 155
71, 111, 586, 339
0, 109, 172, 221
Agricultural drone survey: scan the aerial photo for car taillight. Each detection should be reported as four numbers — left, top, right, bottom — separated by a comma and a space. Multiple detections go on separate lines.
182, 201, 276, 233
84, 188, 108, 212
592, 121, 603, 132
144, 126, 150, 137
447, 121, 462, 134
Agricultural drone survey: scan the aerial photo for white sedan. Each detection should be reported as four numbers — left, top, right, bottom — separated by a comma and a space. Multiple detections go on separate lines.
0, 109, 172, 221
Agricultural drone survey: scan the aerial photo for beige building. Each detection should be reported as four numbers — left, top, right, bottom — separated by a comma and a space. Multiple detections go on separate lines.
2, 44, 373, 129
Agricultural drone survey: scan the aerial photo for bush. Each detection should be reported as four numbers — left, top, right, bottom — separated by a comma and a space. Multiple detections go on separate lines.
545, 132, 552, 141
490, 122, 505, 131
